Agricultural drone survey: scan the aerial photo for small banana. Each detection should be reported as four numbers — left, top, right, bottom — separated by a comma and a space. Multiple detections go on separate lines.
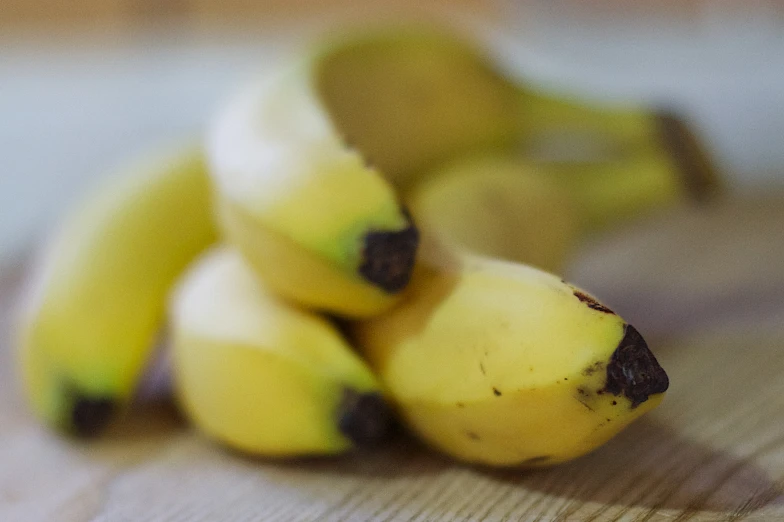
17, 146, 217, 437
406, 154, 578, 273
169, 247, 391, 456
353, 254, 669, 467
207, 27, 522, 317
515, 84, 720, 234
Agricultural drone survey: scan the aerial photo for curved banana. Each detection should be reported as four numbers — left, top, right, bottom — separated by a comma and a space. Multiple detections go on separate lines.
406, 154, 578, 273
353, 254, 669, 467
514, 76, 721, 235
207, 27, 521, 317
17, 146, 217, 437
316, 27, 521, 188
169, 247, 391, 456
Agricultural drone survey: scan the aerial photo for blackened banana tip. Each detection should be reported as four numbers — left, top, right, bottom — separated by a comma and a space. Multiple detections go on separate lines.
71, 395, 117, 438
358, 217, 419, 293
337, 389, 392, 447
603, 324, 669, 408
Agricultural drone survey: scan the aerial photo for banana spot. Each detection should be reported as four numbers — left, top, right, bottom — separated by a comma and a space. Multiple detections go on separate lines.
492, 387, 502, 397
70, 395, 116, 438
602, 324, 669, 408
337, 389, 393, 447
358, 213, 419, 293
582, 361, 604, 376
572, 290, 615, 314
466, 431, 481, 441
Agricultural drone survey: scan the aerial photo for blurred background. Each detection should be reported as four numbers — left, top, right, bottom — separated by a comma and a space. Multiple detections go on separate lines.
2, 0, 784, 270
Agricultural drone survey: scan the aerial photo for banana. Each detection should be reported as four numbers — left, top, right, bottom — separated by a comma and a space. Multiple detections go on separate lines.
169, 247, 391, 456
16, 146, 217, 437
317, 27, 521, 188
352, 254, 669, 467
406, 154, 578, 273
515, 80, 720, 235
537, 152, 685, 234
207, 27, 522, 317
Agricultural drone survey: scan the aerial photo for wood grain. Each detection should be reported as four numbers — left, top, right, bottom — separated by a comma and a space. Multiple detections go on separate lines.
2, 195, 784, 521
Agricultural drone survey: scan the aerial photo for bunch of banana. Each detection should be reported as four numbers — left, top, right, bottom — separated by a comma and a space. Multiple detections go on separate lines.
15, 25, 677, 467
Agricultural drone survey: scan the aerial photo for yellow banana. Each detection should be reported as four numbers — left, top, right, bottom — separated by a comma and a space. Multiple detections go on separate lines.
207, 27, 522, 317
317, 26, 521, 188
353, 254, 669, 467
514, 79, 720, 235
17, 146, 217, 437
406, 154, 578, 273
169, 247, 391, 456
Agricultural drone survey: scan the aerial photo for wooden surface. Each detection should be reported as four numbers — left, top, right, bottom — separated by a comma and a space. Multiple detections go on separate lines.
2, 195, 784, 521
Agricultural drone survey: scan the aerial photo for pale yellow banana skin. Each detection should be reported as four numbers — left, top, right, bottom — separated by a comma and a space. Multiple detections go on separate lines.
170, 248, 385, 456
17, 146, 217, 436
208, 55, 415, 317
354, 255, 668, 467
406, 155, 578, 274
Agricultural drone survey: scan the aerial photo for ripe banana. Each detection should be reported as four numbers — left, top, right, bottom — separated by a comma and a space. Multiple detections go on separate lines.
207, 27, 522, 317
353, 254, 669, 467
406, 154, 578, 273
169, 247, 391, 456
17, 146, 218, 437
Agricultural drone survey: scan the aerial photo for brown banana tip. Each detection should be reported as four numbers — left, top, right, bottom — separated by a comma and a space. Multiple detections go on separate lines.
337, 389, 393, 447
603, 324, 669, 408
655, 109, 721, 201
358, 213, 419, 293
70, 395, 117, 438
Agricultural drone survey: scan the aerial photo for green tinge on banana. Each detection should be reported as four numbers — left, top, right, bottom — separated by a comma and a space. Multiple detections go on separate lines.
170, 247, 392, 456
206, 27, 522, 316
17, 146, 218, 437
353, 253, 669, 467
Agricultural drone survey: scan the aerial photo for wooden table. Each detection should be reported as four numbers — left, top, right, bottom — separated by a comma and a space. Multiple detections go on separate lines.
2, 194, 784, 521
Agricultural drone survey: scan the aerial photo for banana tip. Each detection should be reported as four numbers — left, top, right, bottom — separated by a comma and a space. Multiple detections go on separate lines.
70, 395, 117, 438
337, 389, 393, 447
358, 216, 419, 293
603, 324, 669, 408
